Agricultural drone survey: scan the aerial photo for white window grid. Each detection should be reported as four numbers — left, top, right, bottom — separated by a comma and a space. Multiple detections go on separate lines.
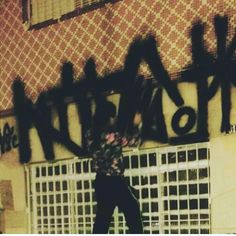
26, 142, 210, 234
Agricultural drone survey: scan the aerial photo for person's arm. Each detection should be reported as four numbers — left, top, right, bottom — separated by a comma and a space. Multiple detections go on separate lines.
77, 129, 94, 159
133, 112, 142, 127
121, 112, 143, 148
85, 129, 94, 151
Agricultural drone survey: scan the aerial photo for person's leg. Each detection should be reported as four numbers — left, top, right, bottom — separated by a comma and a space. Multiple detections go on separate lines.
93, 176, 116, 234
93, 200, 116, 233
117, 179, 143, 234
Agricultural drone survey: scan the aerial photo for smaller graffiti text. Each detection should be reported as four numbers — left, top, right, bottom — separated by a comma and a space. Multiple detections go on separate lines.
0, 123, 19, 155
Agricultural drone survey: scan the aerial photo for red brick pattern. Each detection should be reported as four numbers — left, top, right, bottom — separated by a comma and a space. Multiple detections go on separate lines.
0, 0, 236, 110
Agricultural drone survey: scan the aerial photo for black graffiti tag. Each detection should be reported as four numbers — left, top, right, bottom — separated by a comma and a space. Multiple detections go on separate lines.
0, 123, 19, 155
11, 15, 236, 163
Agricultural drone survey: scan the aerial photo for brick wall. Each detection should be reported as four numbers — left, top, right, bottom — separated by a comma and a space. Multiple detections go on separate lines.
0, 0, 236, 111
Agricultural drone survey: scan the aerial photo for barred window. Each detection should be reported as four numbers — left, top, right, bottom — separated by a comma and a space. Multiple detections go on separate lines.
22, 0, 118, 30
26, 142, 210, 234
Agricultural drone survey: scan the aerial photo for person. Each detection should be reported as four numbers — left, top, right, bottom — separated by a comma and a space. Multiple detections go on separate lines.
85, 100, 143, 234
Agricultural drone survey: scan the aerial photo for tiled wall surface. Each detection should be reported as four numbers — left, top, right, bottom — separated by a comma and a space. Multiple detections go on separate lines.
0, 0, 236, 111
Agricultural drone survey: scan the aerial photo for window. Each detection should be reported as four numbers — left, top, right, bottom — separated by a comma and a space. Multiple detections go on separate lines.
26, 142, 210, 234
158, 143, 211, 234
22, 0, 119, 30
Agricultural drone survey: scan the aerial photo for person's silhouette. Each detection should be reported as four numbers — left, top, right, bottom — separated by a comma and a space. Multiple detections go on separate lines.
85, 100, 143, 234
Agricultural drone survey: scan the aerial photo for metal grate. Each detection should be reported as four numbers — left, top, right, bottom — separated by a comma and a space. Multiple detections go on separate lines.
26, 142, 210, 234
157, 143, 211, 234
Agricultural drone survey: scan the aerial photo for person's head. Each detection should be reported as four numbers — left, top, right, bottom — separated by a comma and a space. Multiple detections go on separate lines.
93, 100, 116, 132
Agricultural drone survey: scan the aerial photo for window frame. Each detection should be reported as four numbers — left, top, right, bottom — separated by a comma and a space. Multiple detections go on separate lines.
21, 0, 121, 31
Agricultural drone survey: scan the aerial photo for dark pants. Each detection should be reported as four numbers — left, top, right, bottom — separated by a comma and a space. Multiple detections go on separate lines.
93, 175, 143, 234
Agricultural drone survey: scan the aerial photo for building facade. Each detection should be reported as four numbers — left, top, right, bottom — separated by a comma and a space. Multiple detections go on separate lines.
1, 0, 236, 233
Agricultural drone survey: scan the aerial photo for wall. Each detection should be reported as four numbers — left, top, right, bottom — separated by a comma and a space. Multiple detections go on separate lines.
1, 0, 236, 111
210, 134, 236, 233
1, 0, 236, 233
0, 117, 27, 233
